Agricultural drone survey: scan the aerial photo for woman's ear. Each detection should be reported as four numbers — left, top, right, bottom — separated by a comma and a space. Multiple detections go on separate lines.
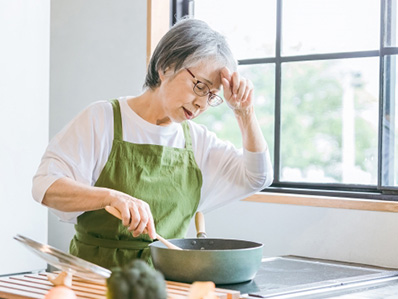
158, 69, 164, 82
158, 68, 169, 82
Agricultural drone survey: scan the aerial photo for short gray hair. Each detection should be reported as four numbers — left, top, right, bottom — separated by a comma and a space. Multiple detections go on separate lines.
144, 18, 237, 90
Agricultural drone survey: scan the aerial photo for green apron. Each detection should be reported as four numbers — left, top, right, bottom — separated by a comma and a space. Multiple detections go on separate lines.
69, 99, 202, 269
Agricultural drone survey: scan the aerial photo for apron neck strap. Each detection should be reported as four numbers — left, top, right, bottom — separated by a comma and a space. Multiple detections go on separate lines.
110, 99, 123, 140
110, 99, 193, 150
182, 121, 193, 150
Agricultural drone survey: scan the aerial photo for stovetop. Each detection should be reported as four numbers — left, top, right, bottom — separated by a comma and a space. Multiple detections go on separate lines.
218, 256, 398, 298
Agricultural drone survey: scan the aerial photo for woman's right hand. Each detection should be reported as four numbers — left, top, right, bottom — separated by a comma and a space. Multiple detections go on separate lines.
43, 177, 157, 239
107, 189, 157, 239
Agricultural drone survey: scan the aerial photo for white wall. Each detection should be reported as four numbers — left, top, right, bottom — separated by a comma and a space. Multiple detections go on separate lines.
48, 0, 147, 251
48, 1, 398, 270
187, 200, 398, 268
0, 0, 49, 274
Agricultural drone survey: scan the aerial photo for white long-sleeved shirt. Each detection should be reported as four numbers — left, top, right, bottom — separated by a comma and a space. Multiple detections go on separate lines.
32, 97, 273, 223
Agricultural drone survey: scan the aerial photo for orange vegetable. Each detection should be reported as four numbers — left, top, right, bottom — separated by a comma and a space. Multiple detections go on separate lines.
188, 281, 218, 299
44, 286, 77, 299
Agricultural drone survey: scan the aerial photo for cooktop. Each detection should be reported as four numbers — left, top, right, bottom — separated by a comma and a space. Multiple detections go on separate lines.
218, 256, 398, 298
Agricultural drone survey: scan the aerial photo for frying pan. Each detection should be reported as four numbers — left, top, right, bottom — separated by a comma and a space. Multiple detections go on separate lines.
149, 212, 263, 284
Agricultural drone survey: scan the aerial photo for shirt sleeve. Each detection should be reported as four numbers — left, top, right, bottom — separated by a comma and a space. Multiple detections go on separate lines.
188, 122, 273, 213
32, 101, 113, 223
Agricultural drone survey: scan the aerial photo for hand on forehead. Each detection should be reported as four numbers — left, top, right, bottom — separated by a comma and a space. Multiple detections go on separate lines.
189, 61, 226, 88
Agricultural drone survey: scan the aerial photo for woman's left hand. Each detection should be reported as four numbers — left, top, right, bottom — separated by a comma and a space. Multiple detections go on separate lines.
221, 67, 254, 112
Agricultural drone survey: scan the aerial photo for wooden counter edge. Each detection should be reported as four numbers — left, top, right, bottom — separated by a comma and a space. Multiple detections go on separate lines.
243, 192, 398, 213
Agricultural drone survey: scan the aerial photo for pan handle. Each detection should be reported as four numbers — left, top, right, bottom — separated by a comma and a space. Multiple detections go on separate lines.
195, 211, 207, 238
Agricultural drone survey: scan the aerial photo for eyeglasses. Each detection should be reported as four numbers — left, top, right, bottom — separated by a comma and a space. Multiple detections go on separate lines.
186, 69, 223, 107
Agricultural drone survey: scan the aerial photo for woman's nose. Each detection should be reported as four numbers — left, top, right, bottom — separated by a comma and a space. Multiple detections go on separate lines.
193, 95, 209, 110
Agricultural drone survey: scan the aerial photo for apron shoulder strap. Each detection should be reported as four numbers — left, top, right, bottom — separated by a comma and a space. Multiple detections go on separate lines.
182, 121, 193, 150
110, 99, 123, 141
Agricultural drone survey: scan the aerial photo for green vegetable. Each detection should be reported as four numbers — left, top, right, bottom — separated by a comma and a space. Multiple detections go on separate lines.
106, 269, 130, 299
106, 259, 167, 299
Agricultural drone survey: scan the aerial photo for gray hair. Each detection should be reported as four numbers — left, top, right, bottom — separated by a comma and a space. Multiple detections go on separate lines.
144, 18, 237, 90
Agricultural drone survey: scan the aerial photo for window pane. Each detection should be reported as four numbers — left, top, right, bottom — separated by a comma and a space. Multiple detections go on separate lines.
282, 0, 380, 55
194, 64, 275, 157
281, 58, 379, 184
385, 0, 398, 47
194, 0, 276, 59
382, 55, 398, 187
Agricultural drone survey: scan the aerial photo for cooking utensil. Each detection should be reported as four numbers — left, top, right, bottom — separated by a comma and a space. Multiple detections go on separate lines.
104, 205, 182, 250
149, 212, 263, 284
13, 234, 111, 282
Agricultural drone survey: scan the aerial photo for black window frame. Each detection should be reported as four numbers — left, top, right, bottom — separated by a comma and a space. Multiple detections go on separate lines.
173, 0, 398, 202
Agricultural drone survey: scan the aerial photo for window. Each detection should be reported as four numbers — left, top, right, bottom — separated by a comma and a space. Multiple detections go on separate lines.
174, 0, 398, 201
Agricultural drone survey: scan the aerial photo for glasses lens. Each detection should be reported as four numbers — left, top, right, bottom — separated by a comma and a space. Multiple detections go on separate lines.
208, 94, 223, 107
193, 82, 209, 96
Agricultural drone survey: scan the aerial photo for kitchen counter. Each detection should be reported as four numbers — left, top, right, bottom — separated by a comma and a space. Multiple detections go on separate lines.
1, 256, 397, 298
307, 276, 398, 298
0, 272, 240, 299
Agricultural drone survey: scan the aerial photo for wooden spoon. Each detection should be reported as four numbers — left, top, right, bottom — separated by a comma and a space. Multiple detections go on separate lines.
104, 206, 182, 250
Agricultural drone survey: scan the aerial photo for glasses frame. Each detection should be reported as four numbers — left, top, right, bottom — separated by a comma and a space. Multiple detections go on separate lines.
186, 69, 223, 107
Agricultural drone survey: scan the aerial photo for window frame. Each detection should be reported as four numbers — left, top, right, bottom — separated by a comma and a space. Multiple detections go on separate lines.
173, 0, 398, 202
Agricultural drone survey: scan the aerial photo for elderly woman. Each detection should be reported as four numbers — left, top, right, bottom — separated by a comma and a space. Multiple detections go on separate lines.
32, 18, 273, 269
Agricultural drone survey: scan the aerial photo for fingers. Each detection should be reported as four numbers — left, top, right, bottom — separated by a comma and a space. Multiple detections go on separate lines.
231, 71, 240, 95
236, 78, 247, 101
120, 206, 132, 227
111, 194, 157, 239
222, 70, 240, 97
242, 79, 254, 102
127, 200, 155, 238
222, 69, 254, 109
220, 67, 232, 82
221, 77, 232, 98
128, 204, 146, 236
146, 213, 157, 240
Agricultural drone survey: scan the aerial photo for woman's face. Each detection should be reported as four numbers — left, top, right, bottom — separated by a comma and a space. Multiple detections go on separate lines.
157, 61, 223, 123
